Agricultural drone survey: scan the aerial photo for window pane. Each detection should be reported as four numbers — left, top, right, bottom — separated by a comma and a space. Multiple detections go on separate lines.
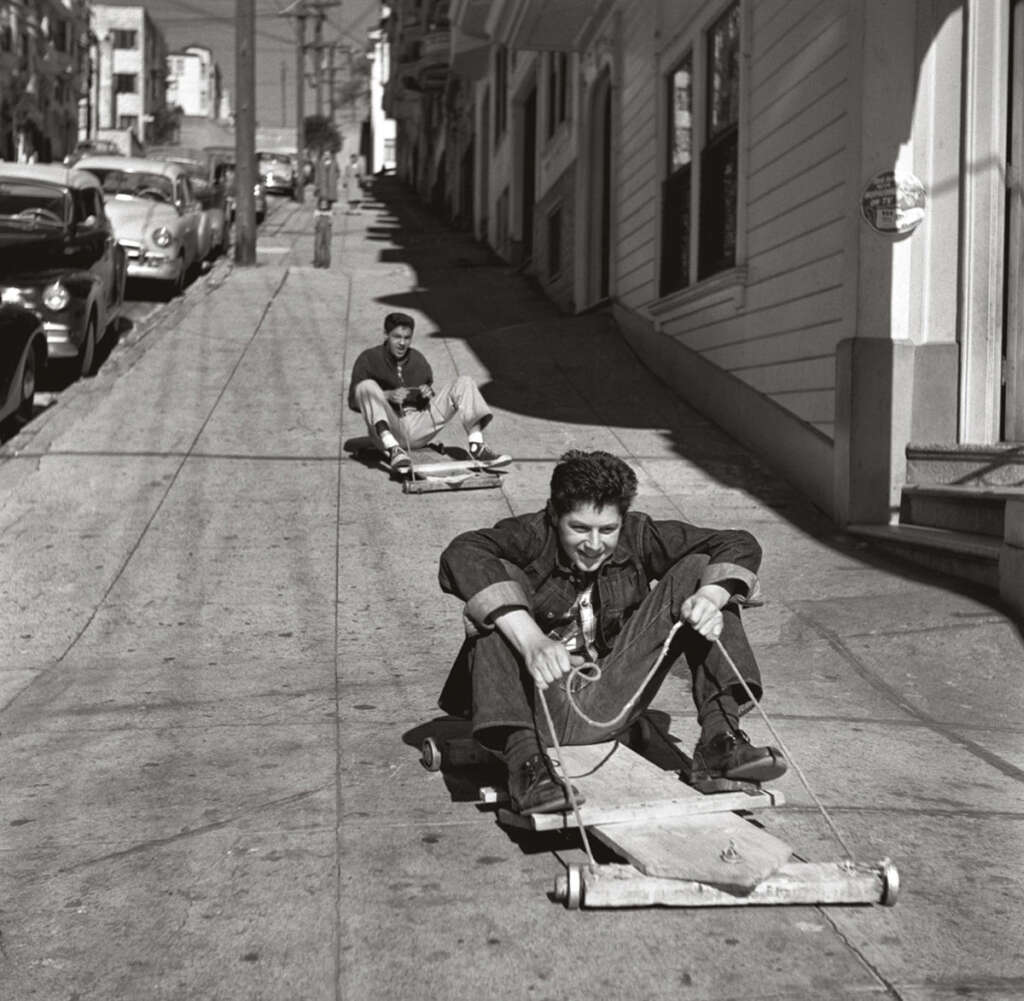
708, 2, 740, 140
661, 167, 691, 295
698, 126, 738, 278
669, 54, 692, 172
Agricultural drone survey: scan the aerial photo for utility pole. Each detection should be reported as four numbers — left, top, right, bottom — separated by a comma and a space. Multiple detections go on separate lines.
313, 11, 324, 117
281, 60, 287, 126
235, 0, 257, 264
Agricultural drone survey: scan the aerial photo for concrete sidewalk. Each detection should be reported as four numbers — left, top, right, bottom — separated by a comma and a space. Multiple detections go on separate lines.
1, 182, 1022, 1000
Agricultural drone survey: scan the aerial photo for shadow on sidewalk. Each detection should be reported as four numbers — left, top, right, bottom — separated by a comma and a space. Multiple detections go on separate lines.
358, 178, 1021, 618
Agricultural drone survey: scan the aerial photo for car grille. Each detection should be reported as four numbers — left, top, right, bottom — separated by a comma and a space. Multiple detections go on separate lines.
120, 240, 143, 262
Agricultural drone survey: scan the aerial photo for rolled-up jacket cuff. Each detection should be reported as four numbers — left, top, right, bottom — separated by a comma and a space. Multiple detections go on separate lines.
700, 562, 762, 607
463, 579, 531, 633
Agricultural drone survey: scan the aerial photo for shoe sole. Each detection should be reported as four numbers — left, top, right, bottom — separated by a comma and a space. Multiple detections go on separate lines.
516, 788, 586, 816
691, 751, 788, 785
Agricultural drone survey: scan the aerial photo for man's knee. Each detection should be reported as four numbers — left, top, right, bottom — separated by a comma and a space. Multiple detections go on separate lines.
354, 379, 386, 405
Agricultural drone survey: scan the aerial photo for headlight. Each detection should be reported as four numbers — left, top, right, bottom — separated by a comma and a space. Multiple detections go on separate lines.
152, 227, 173, 247
42, 280, 70, 312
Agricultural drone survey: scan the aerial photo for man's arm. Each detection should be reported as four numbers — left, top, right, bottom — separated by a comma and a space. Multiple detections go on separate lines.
438, 514, 544, 633
491, 608, 574, 690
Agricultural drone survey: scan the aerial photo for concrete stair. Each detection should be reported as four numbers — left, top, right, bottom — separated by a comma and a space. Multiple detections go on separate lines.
905, 443, 1024, 487
846, 522, 1001, 589
848, 445, 1024, 592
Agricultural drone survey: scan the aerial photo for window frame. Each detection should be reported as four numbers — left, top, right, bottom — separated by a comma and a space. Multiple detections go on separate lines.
546, 51, 570, 140
658, 0, 745, 298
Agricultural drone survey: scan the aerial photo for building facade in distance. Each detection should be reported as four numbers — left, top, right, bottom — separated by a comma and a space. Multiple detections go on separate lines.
90, 4, 168, 144
167, 44, 222, 120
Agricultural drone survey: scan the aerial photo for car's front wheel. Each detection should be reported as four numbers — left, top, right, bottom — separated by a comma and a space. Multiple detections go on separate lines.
78, 314, 97, 378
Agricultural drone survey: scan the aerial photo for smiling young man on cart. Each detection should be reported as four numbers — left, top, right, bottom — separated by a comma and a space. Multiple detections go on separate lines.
436, 449, 788, 815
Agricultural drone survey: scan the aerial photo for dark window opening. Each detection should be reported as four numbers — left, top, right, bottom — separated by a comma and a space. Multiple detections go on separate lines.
660, 52, 692, 295
111, 29, 137, 49
698, 2, 740, 280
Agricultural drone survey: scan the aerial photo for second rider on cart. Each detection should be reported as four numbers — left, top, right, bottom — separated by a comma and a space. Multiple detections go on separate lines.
347, 311, 510, 476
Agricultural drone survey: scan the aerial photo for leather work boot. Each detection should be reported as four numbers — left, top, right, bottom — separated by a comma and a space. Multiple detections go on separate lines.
690, 729, 787, 786
507, 753, 584, 815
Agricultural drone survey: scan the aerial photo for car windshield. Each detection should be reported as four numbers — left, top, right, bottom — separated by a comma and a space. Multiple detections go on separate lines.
259, 154, 291, 166
0, 181, 69, 226
89, 169, 174, 203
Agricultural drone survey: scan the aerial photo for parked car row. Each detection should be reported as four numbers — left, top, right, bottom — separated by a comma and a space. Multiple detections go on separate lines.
0, 142, 282, 425
0, 163, 126, 403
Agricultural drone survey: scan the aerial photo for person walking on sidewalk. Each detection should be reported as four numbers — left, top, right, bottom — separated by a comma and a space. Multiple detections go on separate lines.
313, 198, 333, 268
343, 153, 363, 214
436, 449, 787, 815
348, 311, 510, 476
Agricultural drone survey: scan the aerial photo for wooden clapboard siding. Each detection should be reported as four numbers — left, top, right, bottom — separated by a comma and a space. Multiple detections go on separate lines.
747, 150, 848, 232
748, 80, 847, 175
750, 1, 845, 90
747, 185, 844, 255
616, 1, 658, 304
748, 222, 846, 283
613, 0, 850, 442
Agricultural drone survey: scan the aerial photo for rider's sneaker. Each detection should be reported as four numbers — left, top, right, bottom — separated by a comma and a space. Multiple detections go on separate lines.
385, 445, 412, 476
468, 442, 511, 468
690, 729, 787, 785
507, 753, 584, 815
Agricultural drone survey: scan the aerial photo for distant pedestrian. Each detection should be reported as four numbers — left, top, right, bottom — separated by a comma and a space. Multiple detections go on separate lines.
343, 153, 363, 214
313, 198, 332, 268
314, 150, 339, 207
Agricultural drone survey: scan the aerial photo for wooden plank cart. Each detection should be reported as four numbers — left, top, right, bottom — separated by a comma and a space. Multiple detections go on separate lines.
421, 730, 899, 910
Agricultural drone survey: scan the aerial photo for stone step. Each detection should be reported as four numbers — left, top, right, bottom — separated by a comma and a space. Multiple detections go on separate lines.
906, 443, 1024, 487
846, 523, 1000, 590
899, 484, 1022, 538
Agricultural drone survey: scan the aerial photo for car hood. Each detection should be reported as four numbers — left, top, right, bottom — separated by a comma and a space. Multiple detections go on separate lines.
0, 225, 76, 281
104, 197, 178, 240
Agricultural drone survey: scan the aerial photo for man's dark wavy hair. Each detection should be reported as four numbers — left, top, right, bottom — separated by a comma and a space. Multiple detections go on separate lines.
384, 311, 415, 333
549, 450, 638, 517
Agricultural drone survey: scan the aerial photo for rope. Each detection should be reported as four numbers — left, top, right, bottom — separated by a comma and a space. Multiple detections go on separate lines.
536, 684, 598, 870
712, 638, 858, 861
559, 621, 684, 730
529, 619, 860, 863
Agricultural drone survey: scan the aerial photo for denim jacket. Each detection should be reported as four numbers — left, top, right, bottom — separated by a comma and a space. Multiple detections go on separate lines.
438, 508, 761, 656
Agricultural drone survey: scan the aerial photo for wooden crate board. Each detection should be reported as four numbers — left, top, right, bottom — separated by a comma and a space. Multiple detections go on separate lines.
573, 861, 890, 908
590, 815, 793, 891
507, 743, 791, 890
498, 743, 781, 831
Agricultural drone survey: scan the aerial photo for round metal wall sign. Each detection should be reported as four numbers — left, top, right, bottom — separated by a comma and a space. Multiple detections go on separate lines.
861, 170, 926, 235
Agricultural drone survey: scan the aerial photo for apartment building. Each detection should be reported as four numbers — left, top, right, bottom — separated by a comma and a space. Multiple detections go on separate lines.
90, 3, 167, 143
382, 0, 1024, 614
167, 44, 222, 119
0, 0, 92, 161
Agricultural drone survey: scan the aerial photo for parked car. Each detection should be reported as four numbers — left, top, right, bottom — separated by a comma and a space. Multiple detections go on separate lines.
0, 304, 47, 427
257, 151, 298, 198
75, 155, 204, 296
63, 139, 122, 167
0, 163, 126, 377
147, 146, 228, 258
205, 147, 267, 224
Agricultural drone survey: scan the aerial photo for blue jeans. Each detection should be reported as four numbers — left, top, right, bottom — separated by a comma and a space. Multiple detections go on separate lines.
439, 555, 763, 748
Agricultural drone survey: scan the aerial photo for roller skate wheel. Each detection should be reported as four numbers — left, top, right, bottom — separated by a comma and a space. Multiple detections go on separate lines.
553, 863, 583, 909
421, 737, 442, 771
